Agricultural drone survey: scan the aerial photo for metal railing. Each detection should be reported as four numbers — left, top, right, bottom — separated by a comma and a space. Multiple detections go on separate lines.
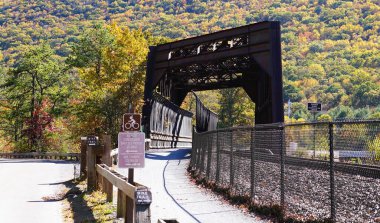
0, 152, 80, 161
190, 120, 380, 222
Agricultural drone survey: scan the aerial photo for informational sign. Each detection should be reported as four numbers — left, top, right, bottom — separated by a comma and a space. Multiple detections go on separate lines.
118, 132, 145, 168
123, 113, 141, 131
135, 187, 152, 205
87, 136, 98, 146
308, 102, 322, 112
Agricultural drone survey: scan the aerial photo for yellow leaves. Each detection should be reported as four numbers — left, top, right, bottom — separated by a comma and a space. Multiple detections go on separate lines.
308, 95, 317, 102
71, 22, 152, 137
340, 95, 350, 106
339, 24, 364, 34
77, 22, 149, 98
308, 63, 326, 78
317, 114, 332, 122
302, 78, 318, 88
352, 39, 379, 50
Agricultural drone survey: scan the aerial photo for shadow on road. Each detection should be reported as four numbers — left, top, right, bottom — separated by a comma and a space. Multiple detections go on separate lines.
28, 178, 96, 222
62, 179, 96, 222
39, 179, 76, 186
145, 149, 191, 161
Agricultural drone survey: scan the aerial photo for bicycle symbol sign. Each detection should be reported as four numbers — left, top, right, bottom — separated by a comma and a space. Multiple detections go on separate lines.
123, 113, 141, 131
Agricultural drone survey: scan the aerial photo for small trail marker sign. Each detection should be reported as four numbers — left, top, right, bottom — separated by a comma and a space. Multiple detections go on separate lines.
118, 132, 145, 168
123, 113, 141, 131
135, 187, 152, 205
308, 102, 322, 112
87, 136, 98, 146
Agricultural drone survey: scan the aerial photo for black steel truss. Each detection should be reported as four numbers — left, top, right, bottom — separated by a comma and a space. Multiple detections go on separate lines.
167, 56, 251, 91
143, 21, 284, 129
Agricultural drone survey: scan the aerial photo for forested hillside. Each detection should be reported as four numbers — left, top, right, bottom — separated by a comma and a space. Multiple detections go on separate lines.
0, 0, 379, 151
1, 0, 379, 114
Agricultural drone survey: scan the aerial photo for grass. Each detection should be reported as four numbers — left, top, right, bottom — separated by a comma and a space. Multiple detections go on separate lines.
61, 178, 117, 223
83, 190, 116, 222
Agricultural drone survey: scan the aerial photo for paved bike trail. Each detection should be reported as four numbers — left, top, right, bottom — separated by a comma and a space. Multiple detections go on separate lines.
117, 149, 268, 223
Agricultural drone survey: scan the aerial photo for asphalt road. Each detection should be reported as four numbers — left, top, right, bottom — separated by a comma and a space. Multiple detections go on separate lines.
0, 159, 76, 223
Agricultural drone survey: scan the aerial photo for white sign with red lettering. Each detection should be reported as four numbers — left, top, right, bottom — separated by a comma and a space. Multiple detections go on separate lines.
118, 132, 145, 168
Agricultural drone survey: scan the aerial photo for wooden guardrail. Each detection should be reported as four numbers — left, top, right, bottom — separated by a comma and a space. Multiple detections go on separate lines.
96, 164, 151, 223
0, 152, 80, 161
85, 135, 151, 223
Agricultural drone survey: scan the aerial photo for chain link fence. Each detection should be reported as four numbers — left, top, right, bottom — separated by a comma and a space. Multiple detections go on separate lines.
190, 120, 380, 222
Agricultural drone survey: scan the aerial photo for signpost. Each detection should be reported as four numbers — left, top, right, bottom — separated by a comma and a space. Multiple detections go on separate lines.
118, 132, 145, 168
86, 135, 99, 191
307, 102, 322, 158
308, 102, 322, 121
119, 113, 144, 185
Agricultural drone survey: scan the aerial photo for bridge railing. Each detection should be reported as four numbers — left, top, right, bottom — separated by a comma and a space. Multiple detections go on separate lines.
190, 120, 380, 222
0, 152, 80, 161
148, 92, 193, 149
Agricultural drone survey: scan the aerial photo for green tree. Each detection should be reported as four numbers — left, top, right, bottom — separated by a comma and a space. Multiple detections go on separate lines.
352, 82, 380, 108
0, 44, 70, 151
290, 102, 310, 120
218, 88, 254, 128
283, 83, 304, 102
328, 105, 355, 120
68, 23, 149, 141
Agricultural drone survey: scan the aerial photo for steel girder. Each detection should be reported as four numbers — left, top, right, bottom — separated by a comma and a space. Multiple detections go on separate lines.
143, 21, 284, 128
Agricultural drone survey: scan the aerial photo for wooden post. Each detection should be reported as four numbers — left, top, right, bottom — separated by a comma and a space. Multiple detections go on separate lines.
87, 144, 97, 192
136, 204, 151, 223
80, 137, 87, 177
135, 187, 152, 223
96, 153, 102, 190
117, 189, 127, 219
128, 169, 134, 184
102, 134, 113, 202
126, 196, 135, 223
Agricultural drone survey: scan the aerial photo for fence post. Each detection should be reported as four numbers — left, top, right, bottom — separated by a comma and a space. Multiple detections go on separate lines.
117, 189, 127, 219
102, 135, 113, 202
230, 129, 234, 191
126, 196, 135, 223
191, 127, 195, 168
135, 186, 152, 223
200, 135, 207, 174
216, 130, 220, 184
87, 144, 97, 192
206, 133, 212, 180
196, 135, 202, 171
280, 124, 285, 209
329, 122, 336, 222
250, 128, 255, 201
